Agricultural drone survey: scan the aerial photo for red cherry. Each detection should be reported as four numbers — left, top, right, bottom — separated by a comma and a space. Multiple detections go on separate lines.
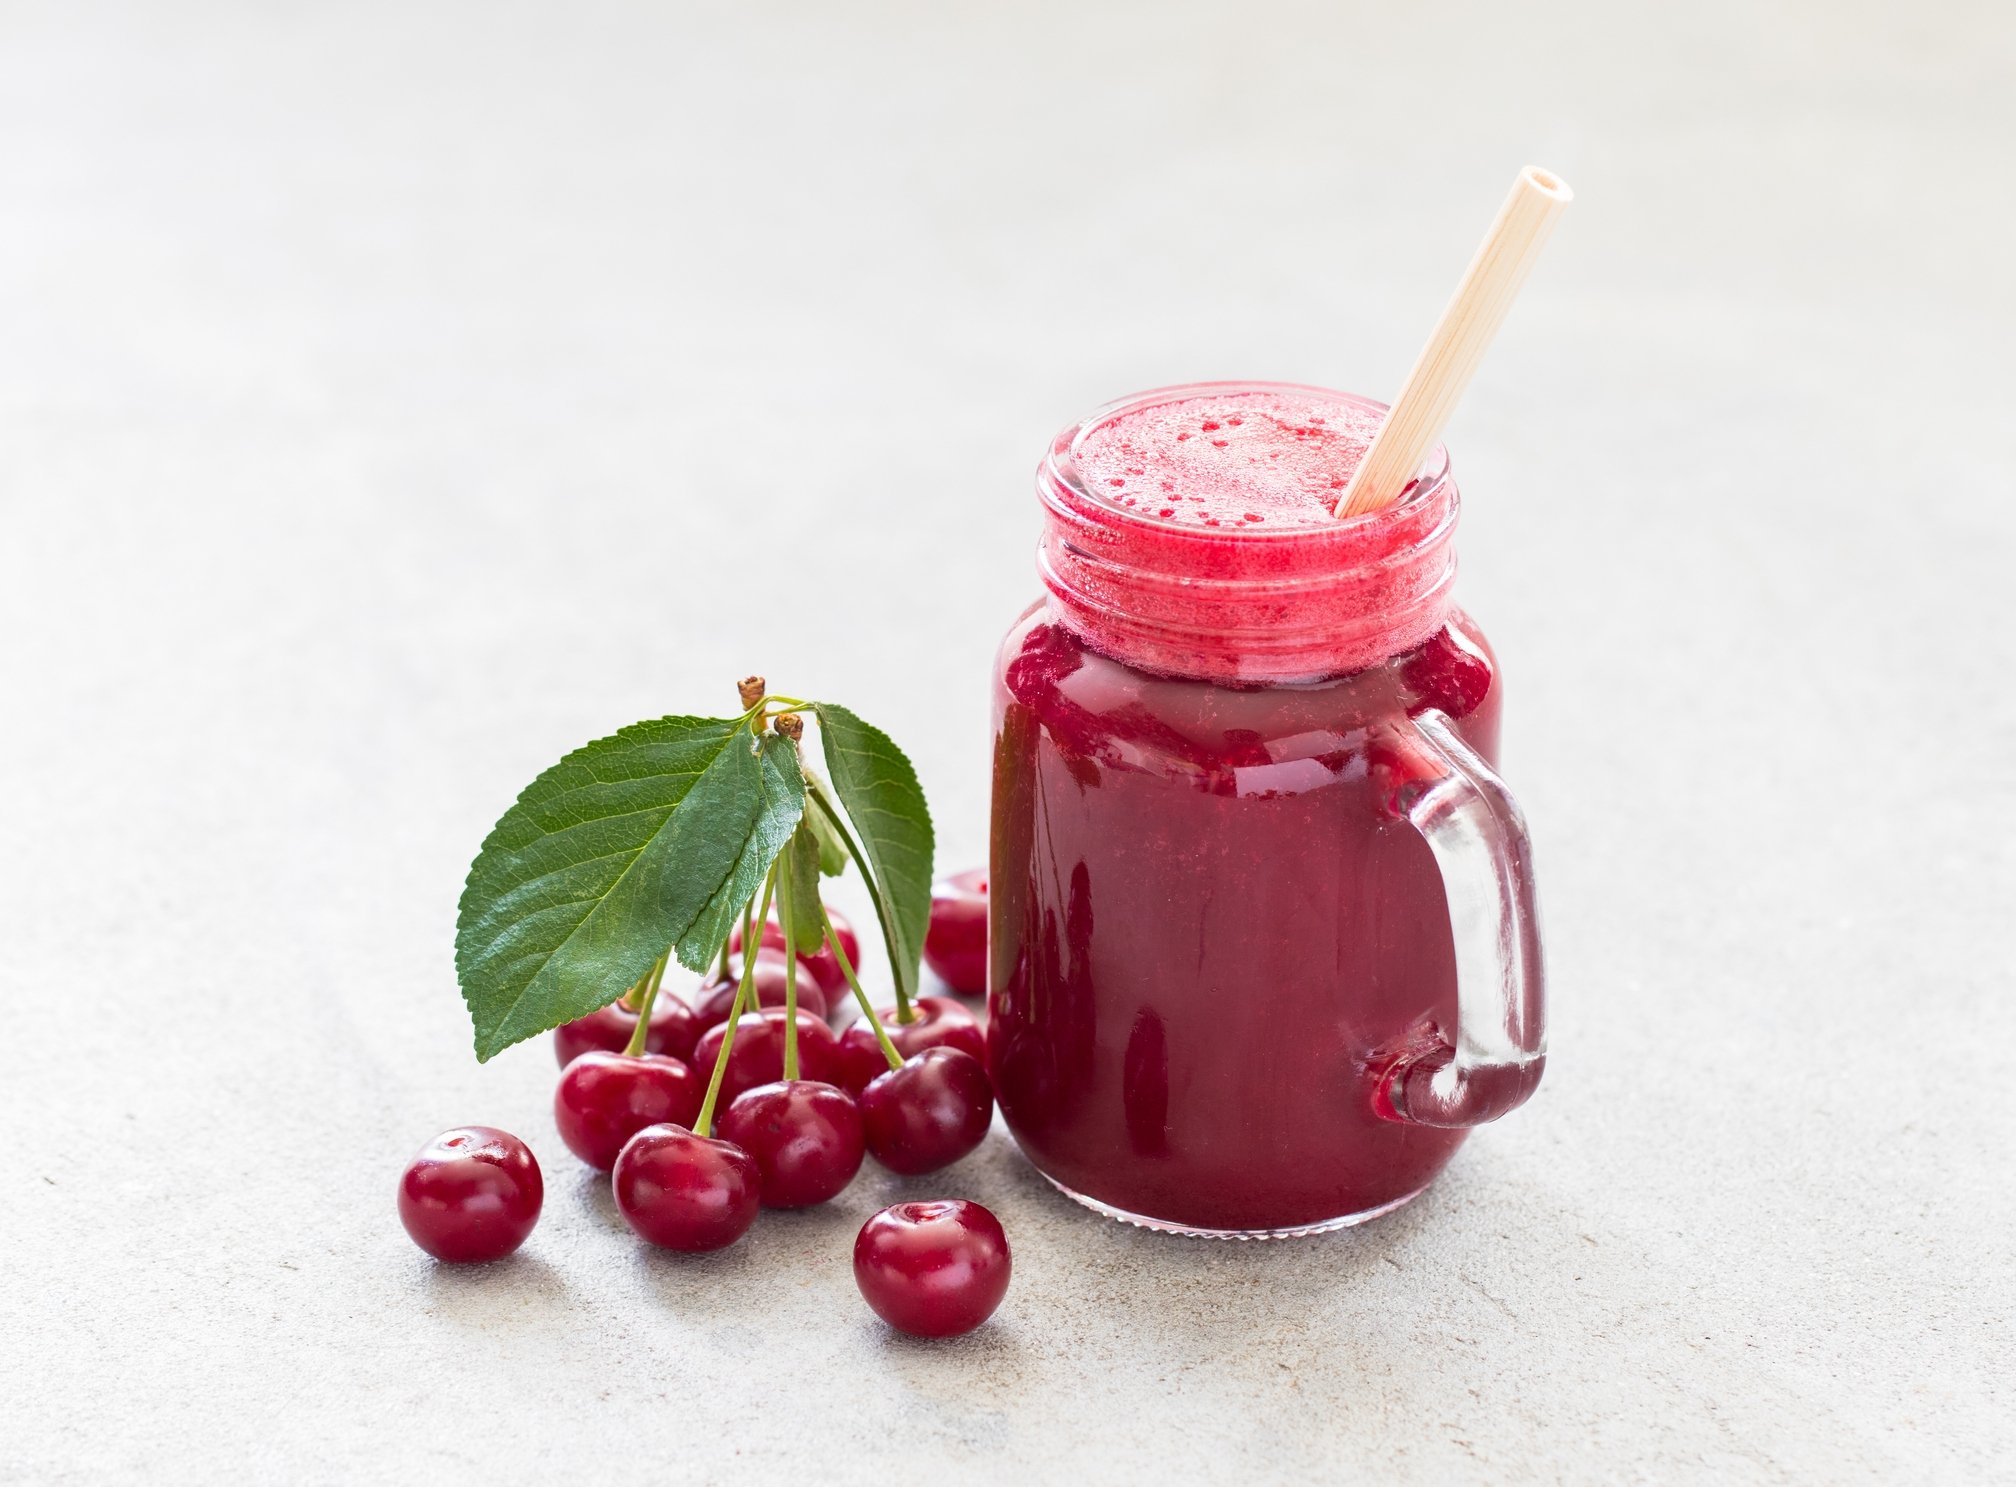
832, 1029, 894, 1095
730, 906, 859, 994
853, 1200, 1011, 1338
834, 997, 986, 1093
719, 1080, 865, 1207
923, 868, 988, 995
553, 1051, 702, 1171
860, 1048, 993, 1175
693, 953, 829, 1028
553, 994, 701, 1067
398, 1126, 543, 1263
691, 1009, 841, 1106
612, 1124, 759, 1252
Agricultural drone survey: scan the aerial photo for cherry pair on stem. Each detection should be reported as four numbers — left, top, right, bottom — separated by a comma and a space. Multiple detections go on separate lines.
613, 875, 991, 1247
552, 935, 992, 1184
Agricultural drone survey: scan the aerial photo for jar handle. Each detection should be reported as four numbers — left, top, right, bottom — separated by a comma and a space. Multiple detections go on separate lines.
1379, 709, 1547, 1127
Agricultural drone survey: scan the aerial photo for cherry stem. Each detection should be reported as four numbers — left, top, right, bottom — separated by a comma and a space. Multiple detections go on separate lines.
618, 972, 648, 1015
621, 951, 670, 1057
695, 865, 777, 1137
779, 843, 801, 1082
740, 878, 759, 1001
825, 906, 902, 1073
805, 777, 915, 1024
731, 692, 813, 739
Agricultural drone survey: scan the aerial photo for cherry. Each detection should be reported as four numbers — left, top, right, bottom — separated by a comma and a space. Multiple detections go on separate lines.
691, 1009, 842, 1106
612, 1123, 760, 1252
398, 1126, 543, 1263
693, 953, 828, 1028
832, 1029, 894, 1096
719, 1080, 865, 1207
923, 868, 988, 995
553, 993, 701, 1067
853, 1200, 1011, 1338
834, 996, 986, 1093
860, 1048, 993, 1175
730, 906, 859, 995
553, 1051, 703, 1171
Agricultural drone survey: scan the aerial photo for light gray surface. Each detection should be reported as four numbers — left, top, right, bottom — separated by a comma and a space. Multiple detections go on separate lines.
4, 2, 2012, 1482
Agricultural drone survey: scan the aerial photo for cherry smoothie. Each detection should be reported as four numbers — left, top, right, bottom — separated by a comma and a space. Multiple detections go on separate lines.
989, 382, 1531, 1235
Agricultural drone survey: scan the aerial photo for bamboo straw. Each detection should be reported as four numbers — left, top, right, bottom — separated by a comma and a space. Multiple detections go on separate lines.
1334, 165, 1573, 518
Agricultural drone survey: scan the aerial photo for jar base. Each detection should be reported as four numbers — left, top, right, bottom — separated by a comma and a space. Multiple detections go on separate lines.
1040, 1173, 1434, 1240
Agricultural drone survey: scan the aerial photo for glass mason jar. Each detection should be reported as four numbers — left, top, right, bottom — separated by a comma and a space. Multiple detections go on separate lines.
987, 382, 1546, 1238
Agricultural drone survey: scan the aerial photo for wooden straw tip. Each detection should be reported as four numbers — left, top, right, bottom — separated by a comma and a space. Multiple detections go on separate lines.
1521, 164, 1573, 201
1331, 162, 1574, 519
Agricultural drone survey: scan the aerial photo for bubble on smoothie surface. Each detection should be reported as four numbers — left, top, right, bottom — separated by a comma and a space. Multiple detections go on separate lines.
1074, 391, 1384, 530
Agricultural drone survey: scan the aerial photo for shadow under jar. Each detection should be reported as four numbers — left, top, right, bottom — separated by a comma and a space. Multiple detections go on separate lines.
987, 382, 1545, 1238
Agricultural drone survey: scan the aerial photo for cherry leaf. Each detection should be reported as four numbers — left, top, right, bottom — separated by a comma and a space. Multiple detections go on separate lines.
455, 717, 803, 1061
811, 703, 934, 1004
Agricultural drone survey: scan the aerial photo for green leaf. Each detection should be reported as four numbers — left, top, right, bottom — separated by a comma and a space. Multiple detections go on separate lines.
669, 732, 805, 975
455, 717, 804, 1061
811, 703, 934, 1003
779, 818, 825, 952
801, 766, 850, 876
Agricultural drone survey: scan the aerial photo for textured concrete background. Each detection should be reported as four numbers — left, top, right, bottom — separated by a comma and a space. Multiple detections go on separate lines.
4, 1, 2012, 1482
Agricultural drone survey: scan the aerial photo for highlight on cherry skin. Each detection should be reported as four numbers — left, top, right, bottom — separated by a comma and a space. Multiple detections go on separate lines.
860, 1047, 994, 1176
923, 868, 989, 996
719, 1079, 866, 1208
835, 996, 985, 1094
854, 1199, 1012, 1338
693, 952, 829, 1028
398, 1126, 543, 1263
692, 1008, 842, 1106
730, 905, 859, 996
612, 1123, 761, 1253
553, 1050, 704, 1171
553, 993, 701, 1067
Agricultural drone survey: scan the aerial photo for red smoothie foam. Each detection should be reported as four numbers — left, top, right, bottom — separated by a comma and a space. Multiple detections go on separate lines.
1071, 387, 1386, 530
1038, 384, 1456, 685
